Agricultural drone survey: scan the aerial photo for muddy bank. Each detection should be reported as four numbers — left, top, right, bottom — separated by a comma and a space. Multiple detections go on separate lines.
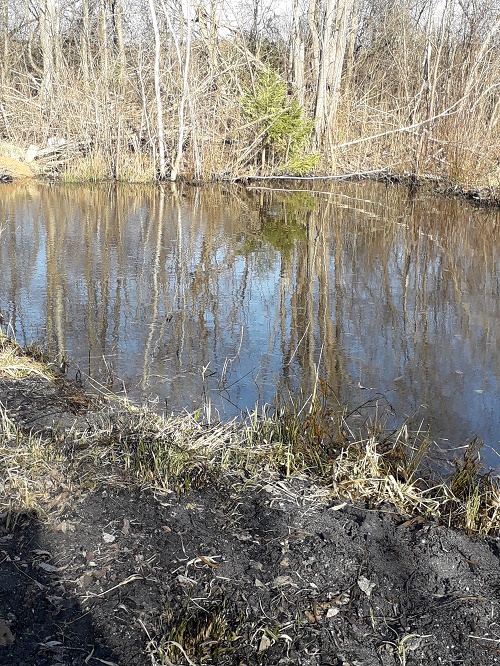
3, 482, 500, 666
1, 374, 500, 665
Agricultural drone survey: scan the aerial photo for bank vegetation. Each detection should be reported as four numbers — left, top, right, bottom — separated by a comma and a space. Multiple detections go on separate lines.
0, 0, 498, 191
1, 328, 500, 538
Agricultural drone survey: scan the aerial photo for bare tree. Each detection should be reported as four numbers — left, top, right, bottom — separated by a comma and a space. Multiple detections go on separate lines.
111, 0, 126, 75
148, 0, 166, 178
80, 0, 91, 88
98, 0, 109, 73
289, 0, 305, 105
325, 0, 355, 139
160, 0, 193, 182
309, 0, 355, 148
193, 0, 220, 72
1, 0, 8, 85
307, 0, 321, 88
39, 0, 60, 99
344, 0, 360, 90
311, 0, 336, 142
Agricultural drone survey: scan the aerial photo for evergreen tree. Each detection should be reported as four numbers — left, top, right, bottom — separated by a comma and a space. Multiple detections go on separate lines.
242, 69, 319, 175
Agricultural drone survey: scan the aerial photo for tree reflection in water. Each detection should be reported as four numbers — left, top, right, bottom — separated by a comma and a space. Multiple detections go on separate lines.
0, 181, 498, 463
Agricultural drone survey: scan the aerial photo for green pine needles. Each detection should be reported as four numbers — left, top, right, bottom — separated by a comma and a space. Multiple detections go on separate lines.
242, 69, 319, 176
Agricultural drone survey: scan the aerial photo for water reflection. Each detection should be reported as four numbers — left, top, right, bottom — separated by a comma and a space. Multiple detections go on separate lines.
0, 181, 499, 464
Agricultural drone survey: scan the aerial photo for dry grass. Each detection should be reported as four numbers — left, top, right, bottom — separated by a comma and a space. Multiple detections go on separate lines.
1, 333, 499, 535
0, 5, 498, 196
0, 329, 53, 380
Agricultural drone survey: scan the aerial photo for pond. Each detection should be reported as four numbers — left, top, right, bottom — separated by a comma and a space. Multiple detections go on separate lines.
1, 181, 499, 466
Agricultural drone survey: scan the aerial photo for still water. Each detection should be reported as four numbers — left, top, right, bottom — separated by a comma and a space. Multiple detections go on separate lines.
1, 182, 499, 464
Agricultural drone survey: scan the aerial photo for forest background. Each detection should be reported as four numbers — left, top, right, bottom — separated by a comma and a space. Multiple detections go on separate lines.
0, 0, 499, 186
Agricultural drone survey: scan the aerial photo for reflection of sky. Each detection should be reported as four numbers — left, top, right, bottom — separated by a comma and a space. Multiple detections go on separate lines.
0, 183, 499, 467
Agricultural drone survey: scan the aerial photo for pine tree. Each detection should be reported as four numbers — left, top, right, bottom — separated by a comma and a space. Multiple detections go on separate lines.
242, 69, 319, 175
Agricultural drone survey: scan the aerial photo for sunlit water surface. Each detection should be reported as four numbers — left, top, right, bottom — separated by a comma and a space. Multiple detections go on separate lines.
1, 182, 499, 465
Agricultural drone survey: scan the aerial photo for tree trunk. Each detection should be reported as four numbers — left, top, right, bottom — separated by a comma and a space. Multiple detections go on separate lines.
290, 0, 305, 105
99, 0, 109, 75
326, 0, 354, 136
159, 0, 193, 182
344, 0, 360, 90
81, 0, 90, 88
111, 0, 126, 75
0, 0, 7, 85
39, 0, 59, 100
313, 0, 335, 143
170, 2, 192, 182
148, 0, 166, 179
194, 0, 219, 72
307, 0, 320, 94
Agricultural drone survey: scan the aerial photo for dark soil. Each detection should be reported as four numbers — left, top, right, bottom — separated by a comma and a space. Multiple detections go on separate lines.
1, 377, 500, 666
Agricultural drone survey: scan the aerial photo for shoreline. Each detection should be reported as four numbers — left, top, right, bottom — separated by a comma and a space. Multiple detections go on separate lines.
1, 331, 499, 536
1, 159, 500, 208
1, 334, 500, 665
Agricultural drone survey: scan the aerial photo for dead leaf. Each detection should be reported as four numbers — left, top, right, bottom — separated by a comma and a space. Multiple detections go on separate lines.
305, 610, 317, 623
77, 573, 93, 589
196, 555, 219, 569
121, 519, 130, 536
358, 576, 376, 598
93, 567, 109, 580
326, 607, 340, 618
38, 562, 58, 573
48, 492, 69, 509
102, 533, 116, 544
271, 575, 294, 588
32, 549, 51, 557
329, 592, 350, 606
162, 525, 172, 533
258, 634, 271, 652
53, 520, 75, 533
399, 516, 425, 528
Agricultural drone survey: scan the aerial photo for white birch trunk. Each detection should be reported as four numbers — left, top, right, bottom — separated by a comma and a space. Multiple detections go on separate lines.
313, 0, 335, 142
39, 0, 59, 99
160, 0, 193, 182
290, 0, 305, 105
148, 0, 166, 178
326, 0, 354, 133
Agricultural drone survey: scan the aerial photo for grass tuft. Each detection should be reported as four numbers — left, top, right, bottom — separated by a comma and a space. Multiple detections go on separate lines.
0, 328, 53, 380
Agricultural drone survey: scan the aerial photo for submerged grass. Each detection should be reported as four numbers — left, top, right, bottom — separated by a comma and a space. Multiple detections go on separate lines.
1, 331, 499, 536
